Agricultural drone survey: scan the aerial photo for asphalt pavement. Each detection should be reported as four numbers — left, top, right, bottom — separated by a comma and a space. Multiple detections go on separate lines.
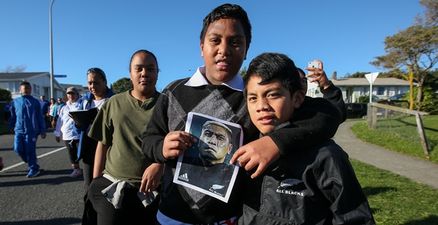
334, 120, 438, 189
1, 121, 437, 224
0, 131, 84, 225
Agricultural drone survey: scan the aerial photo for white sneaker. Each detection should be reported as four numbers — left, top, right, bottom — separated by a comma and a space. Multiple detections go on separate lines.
70, 168, 83, 178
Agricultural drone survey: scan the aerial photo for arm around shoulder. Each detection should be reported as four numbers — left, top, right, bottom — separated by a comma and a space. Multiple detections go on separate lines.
268, 97, 342, 156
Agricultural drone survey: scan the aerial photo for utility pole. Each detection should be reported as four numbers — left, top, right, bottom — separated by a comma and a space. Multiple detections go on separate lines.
49, 0, 55, 99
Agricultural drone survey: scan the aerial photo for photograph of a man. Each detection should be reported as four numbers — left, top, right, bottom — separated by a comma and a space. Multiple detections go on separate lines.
194, 121, 233, 166
174, 112, 242, 202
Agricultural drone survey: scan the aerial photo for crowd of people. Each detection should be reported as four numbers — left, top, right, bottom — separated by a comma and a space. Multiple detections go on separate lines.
3, 3, 376, 225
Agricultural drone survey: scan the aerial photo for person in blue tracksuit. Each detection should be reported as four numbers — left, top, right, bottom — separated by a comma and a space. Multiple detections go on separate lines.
9, 81, 46, 178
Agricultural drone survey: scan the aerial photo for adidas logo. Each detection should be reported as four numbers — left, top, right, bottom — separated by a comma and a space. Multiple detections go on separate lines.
179, 173, 189, 182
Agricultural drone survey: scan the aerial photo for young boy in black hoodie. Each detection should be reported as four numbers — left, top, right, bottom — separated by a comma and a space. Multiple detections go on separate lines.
239, 52, 375, 225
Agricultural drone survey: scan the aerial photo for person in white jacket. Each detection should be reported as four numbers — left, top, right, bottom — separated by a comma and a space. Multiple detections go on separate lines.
54, 87, 83, 178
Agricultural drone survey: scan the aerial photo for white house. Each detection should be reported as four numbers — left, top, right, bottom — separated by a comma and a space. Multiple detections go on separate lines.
0, 72, 65, 99
306, 77, 411, 103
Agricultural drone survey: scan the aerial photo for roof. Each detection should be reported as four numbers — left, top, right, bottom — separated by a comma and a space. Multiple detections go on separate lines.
332, 77, 411, 86
0, 72, 64, 89
0, 72, 48, 81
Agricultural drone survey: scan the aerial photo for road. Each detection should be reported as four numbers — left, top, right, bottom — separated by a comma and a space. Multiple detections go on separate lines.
0, 131, 84, 225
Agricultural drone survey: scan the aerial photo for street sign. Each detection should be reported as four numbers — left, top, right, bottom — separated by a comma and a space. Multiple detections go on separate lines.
364, 72, 380, 103
54, 74, 67, 78
365, 72, 379, 84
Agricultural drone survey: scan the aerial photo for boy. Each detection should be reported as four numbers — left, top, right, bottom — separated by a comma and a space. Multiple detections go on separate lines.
142, 3, 343, 224
240, 52, 375, 225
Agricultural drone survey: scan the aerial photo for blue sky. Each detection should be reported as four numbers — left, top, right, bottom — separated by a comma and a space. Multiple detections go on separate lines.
0, 0, 424, 91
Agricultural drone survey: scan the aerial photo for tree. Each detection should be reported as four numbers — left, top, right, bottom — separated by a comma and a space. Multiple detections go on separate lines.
111, 77, 132, 94
425, 69, 438, 91
239, 66, 247, 77
345, 72, 368, 78
2, 65, 27, 72
0, 88, 12, 102
371, 1, 438, 111
371, 25, 438, 110
418, 0, 438, 27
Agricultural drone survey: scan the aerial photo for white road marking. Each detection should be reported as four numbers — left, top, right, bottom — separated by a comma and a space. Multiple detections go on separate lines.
0, 147, 66, 172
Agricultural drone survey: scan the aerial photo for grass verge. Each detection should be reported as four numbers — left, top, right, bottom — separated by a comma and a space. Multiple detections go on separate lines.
353, 160, 438, 225
351, 115, 438, 163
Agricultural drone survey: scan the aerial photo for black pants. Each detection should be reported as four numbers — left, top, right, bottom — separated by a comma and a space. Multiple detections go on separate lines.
80, 135, 98, 192
64, 139, 79, 165
88, 176, 158, 225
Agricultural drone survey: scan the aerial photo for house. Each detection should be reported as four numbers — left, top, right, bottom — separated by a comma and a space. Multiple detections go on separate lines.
0, 72, 65, 99
306, 77, 411, 103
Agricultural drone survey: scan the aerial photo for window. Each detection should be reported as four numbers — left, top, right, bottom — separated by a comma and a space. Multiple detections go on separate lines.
377, 87, 385, 95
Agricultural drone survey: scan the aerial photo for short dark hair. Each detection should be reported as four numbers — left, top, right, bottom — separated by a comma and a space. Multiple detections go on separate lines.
20, 81, 31, 87
244, 52, 302, 96
297, 67, 306, 77
87, 67, 107, 83
200, 3, 252, 51
129, 49, 159, 72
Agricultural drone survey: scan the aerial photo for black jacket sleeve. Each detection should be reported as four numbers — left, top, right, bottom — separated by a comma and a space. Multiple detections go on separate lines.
141, 92, 169, 163
321, 81, 346, 123
267, 97, 342, 156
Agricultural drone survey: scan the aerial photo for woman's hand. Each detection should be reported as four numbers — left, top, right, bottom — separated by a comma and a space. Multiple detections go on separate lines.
139, 163, 164, 193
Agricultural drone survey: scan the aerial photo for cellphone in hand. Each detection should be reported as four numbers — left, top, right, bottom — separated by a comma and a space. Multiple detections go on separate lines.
307, 60, 323, 70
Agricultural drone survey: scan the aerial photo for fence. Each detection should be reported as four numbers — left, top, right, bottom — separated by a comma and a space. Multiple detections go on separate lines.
367, 102, 430, 159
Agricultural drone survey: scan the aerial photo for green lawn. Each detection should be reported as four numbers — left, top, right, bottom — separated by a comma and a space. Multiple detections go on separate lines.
351, 115, 438, 163
353, 160, 438, 225
350, 115, 438, 224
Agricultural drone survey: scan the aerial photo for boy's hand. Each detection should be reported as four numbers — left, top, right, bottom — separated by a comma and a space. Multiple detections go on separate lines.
231, 136, 280, 179
140, 163, 163, 193
307, 69, 331, 90
162, 131, 195, 160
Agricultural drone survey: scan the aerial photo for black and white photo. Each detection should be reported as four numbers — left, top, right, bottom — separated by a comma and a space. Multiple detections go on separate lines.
174, 112, 243, 202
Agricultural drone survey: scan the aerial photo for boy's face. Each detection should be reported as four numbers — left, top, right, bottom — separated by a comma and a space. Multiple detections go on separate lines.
200, 18, 247, 85
246, 75, 301, 135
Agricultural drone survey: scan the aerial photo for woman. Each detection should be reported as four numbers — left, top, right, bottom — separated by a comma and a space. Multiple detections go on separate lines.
78, 67, 114, 190
79, 67, 114, 225
87, 49, 162, 225
48, 98, 56, 128
54, 87, 83, 178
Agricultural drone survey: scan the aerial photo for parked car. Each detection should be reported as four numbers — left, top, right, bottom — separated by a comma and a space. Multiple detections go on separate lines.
378, 93, 408, 106
389, 93, 407, 101
346, 103, 367, 118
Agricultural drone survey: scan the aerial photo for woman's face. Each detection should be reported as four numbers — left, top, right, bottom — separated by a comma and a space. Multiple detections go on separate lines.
66, 92, 78, 102
87, 72, 107, 98
130, 52, 158, 98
